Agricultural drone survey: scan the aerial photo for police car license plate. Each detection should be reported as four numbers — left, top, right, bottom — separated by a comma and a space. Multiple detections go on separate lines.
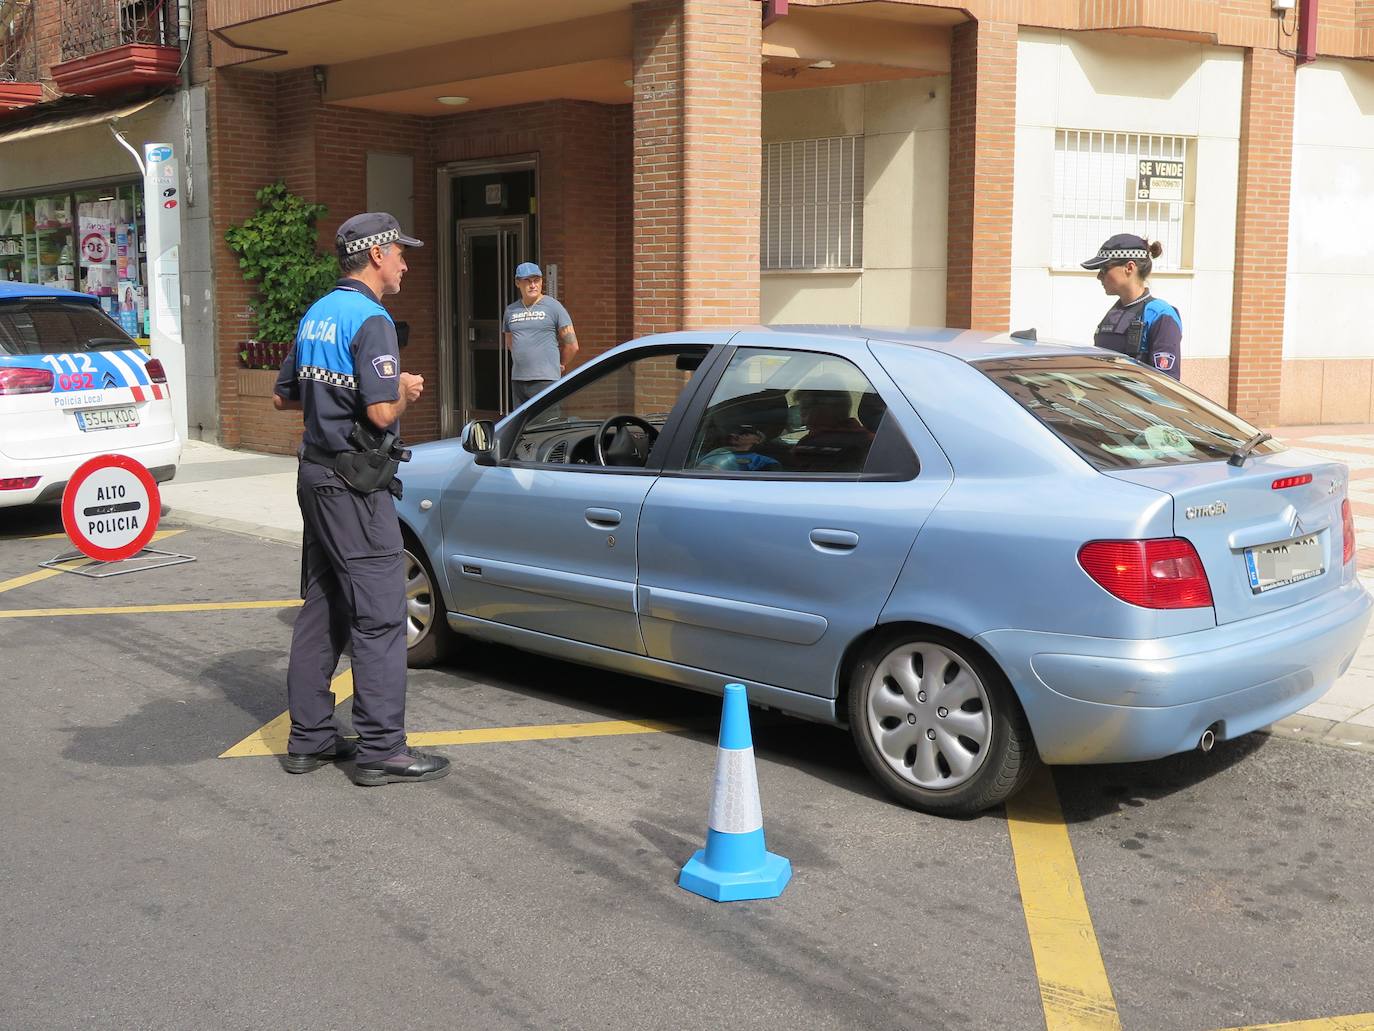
1244, 534, 1323, 594
76, 406, 139, 432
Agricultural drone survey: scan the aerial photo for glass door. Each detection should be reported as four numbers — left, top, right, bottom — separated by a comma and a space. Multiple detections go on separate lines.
458, 217, 528, 422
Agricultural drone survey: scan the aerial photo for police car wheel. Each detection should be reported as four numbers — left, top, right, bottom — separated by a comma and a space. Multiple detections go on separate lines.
846, 627, 1039, 816
403, 542, 455, 668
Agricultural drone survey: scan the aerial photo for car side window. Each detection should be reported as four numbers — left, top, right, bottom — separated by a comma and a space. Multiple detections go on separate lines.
685, 348, 886, 476
508, 348, 707, 467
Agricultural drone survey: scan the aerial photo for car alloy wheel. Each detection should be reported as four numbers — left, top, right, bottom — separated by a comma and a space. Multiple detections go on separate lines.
865, 641, 993, 790
403, 547, 435, 650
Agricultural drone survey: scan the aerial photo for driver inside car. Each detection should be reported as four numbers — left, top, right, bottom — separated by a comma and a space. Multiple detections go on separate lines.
696, 422, 781, 472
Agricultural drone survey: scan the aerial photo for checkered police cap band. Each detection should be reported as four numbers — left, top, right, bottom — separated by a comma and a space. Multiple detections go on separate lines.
1097, 247, 1149, 262
341, 228, 399, 255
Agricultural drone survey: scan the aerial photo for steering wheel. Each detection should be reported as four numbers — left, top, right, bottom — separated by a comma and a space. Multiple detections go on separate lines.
595, 414, 659, 467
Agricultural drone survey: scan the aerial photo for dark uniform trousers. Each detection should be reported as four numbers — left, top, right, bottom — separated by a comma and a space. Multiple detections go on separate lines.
286, 458, 407, 762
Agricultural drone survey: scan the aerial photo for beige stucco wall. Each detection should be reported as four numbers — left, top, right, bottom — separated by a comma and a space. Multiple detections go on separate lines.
760, 77, 949, 328
1285, 59, 1374, 361
1011, 29, 1243, 385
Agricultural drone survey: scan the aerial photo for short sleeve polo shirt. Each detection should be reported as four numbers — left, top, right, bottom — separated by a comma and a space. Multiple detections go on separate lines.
275, 279, 401, 452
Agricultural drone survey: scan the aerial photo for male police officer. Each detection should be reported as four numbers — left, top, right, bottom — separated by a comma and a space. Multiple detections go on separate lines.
273, 212, 451, 787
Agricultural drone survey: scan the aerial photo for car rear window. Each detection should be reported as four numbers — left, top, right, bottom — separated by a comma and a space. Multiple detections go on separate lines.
978, 355, 1285, 470
0, 297, 135, 355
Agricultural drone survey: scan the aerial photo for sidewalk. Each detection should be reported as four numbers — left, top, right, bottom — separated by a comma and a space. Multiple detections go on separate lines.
157, 429, 1374, 753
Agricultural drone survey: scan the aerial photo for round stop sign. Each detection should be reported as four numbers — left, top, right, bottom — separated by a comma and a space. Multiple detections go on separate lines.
61, 454, 161, 562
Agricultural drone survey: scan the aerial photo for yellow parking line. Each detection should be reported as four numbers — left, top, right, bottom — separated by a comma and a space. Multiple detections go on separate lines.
0, 528, 185, 595
1006, 767, 1122, 1031
407, 719, 683, 748
220, 670, 354, 757
1218, 1017, 1374, 1030
0, 599, 302, 618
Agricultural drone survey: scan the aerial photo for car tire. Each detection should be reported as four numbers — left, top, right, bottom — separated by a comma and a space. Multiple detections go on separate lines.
403, 540, 457, 668
847, 627, 1038, 816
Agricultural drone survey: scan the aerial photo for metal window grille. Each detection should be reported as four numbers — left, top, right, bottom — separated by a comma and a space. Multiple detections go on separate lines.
1, 0, 37, 83
762, 136, 864, 270
1053, 130, 1193, 271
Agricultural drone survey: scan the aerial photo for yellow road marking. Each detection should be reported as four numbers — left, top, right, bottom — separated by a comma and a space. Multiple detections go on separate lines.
0, 528, 185, 595
1006, 766, 1122, 1031
407, 719, 683, 748
0, 599, 302, 618
220, 670, 354, 758
1218, 1017, 1374, 1030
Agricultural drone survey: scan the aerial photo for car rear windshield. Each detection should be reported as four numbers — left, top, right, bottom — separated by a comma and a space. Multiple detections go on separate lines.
0, 297, 135, 355
978, 355, 1285, 470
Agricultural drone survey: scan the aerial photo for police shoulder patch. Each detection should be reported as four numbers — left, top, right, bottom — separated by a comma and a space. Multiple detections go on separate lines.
371, 355, 398, 378
1152, 352, 1176, 371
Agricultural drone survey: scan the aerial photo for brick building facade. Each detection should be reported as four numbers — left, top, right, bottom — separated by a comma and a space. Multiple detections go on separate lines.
8, 1, 1374, 452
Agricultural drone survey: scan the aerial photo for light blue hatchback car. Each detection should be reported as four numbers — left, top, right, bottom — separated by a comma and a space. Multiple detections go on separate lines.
395, 327, 1371, 814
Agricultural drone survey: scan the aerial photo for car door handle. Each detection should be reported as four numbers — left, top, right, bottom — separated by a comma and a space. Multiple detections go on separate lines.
810, 528, 859, 551
585, 508, 622, 529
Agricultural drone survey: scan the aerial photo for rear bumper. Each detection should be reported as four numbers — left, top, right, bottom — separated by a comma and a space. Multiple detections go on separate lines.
977, 578, 1373, 764
0, 439, 180, 508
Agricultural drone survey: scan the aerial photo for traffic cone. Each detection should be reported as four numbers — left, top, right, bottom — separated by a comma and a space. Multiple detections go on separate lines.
678, 683, 792, 902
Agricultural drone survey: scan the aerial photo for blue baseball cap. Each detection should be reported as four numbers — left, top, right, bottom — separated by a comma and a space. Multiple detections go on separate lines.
514, 262, 542, 279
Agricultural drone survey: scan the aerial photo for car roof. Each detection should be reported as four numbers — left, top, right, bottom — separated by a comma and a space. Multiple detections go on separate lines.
0, 282, 100, 304
725, 324, 1102, 363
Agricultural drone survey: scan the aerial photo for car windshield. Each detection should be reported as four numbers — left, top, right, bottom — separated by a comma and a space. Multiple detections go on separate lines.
0, 297, 136, 355
978, 354, 1285, 471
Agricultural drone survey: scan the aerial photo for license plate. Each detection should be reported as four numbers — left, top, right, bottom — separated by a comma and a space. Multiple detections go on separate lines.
1244, 534, 1324, 594
76, 406, 139, 432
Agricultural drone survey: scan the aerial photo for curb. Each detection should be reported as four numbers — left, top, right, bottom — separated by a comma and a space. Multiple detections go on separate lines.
1264, 714, 1374, 752
161, 508, 302, 547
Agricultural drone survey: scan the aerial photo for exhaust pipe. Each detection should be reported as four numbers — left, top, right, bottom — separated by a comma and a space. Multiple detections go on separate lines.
1198, 724, 1220, 753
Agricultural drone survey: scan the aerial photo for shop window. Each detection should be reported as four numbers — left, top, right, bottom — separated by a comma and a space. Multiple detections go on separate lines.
761, 135, 864, 271
1052, 130, 1195, 271
0, 182, 150, 340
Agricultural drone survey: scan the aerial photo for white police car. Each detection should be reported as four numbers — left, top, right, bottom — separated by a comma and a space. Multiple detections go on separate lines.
0, 282, 180, 508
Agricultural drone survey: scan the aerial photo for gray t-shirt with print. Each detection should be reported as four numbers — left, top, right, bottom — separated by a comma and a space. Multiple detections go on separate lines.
502, 295, 572, 382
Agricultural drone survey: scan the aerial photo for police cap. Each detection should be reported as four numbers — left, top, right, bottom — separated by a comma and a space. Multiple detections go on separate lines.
1081, 233, 1149, 270
336, 212, 424, 257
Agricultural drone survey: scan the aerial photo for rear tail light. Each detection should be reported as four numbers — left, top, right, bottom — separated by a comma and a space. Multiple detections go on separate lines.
1343, 499, 1356, 566
0, 367, 54, 395
1078, 538, 1214, 609
0, 476, 40, 491
144, 358, 167, 384
1272, 474, 1313, 490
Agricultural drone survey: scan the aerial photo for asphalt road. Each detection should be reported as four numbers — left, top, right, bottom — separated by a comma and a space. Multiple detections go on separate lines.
1, 511, 1371, 1031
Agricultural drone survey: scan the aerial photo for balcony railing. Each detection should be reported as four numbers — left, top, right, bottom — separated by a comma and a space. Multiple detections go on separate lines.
0, 0, 38, 83
60, 0, 179, 61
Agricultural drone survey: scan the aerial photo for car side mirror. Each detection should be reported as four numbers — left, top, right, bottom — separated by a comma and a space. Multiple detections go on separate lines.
461, 419, 497, 465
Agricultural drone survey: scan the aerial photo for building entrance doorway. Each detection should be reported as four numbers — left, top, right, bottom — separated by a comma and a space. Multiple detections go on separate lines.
457, 218, 528, 422
437, 157, 538, 434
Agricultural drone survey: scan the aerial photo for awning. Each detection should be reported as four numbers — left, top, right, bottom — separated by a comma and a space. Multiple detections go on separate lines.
0, 95, 165, 146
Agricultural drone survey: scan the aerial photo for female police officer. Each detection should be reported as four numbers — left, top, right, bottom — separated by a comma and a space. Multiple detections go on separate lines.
1081, 233, 1183, 380
273, 212, 450, 787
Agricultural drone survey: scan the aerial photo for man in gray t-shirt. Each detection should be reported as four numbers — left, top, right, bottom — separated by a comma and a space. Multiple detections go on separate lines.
501, 262, 578, 406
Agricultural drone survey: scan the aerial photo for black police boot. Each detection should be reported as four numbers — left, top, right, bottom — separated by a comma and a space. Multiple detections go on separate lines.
352, 749, 451, 787
282, 736, 358, 774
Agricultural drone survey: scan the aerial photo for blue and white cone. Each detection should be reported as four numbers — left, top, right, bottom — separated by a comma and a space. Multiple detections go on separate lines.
678, 682, 792, 902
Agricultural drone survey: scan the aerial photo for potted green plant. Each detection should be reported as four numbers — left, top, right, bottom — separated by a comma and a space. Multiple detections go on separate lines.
225, 181, 339, 397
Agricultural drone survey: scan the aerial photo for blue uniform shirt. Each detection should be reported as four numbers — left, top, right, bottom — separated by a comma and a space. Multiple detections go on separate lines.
275, 279, 401, 452
1093, 290, 1183, 380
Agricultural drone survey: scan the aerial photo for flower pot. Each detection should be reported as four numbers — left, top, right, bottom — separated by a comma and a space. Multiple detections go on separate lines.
236, 368, 280, 398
